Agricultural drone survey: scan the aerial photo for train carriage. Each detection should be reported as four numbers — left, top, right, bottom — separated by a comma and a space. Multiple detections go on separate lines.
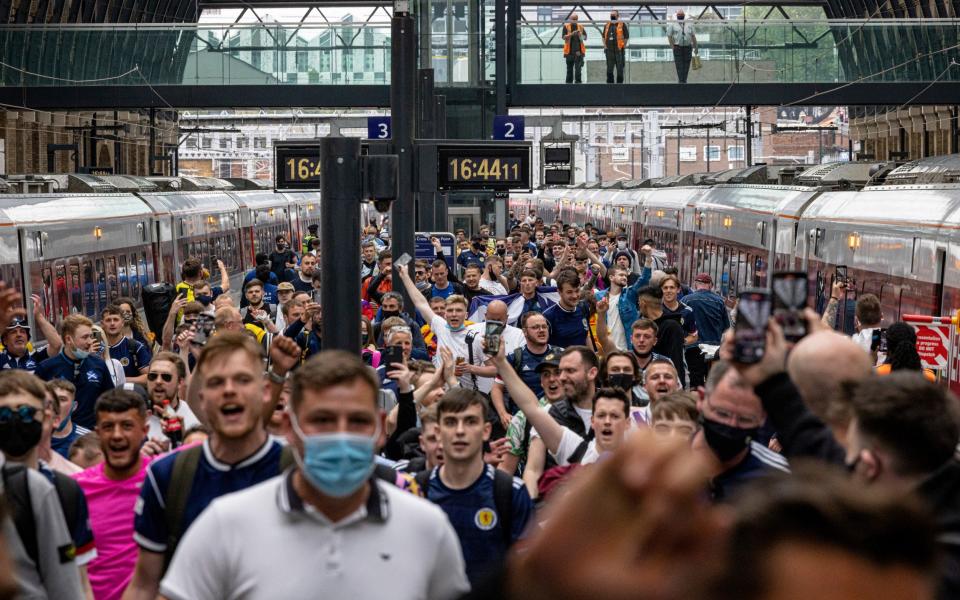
0, 193, 157, 340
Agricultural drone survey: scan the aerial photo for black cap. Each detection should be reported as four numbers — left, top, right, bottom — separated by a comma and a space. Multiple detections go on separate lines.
535, 352, 561, 372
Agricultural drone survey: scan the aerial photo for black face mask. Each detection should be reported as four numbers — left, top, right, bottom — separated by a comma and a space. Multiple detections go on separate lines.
196, 294, 213, 306
677, 14, 685, 19
607, 373, 634, 391
610, 14, 617, 19
0, 414, 43, 458
381, 310, 400, 320
700, 416, 757, 462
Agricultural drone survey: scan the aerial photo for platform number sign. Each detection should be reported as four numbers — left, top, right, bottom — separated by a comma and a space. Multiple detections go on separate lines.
493, 116, 524, 141
368, 116, 392, 140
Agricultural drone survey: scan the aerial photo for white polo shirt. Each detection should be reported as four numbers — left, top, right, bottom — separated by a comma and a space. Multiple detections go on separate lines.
160, 471, 470, 600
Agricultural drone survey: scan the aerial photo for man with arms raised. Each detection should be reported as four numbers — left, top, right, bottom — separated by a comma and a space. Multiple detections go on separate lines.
159, 351, 468, 600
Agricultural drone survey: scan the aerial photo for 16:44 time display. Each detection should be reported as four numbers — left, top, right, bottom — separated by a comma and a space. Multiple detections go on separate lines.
285, 157, 321, 181
448, 157, 521, 182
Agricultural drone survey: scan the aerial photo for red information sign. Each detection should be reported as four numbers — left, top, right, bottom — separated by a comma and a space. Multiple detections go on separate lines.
914, 324, 951, 370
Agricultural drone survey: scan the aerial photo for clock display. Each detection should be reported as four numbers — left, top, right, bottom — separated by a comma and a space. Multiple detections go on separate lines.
436, 144, 531, 191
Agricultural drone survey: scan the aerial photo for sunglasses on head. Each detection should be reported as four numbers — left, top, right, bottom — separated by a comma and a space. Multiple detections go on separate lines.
147, 372, 174, 382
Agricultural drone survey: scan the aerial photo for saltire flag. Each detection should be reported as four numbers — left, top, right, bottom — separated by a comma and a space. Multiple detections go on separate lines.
468, 286, 560, 325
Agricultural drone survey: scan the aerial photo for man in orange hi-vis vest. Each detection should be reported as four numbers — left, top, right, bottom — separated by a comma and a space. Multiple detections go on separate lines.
562, 14, 587, 83
603, 10, 629, 83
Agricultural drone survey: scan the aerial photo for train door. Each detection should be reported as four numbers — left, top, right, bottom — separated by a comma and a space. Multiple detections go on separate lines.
935, 247, 947, 315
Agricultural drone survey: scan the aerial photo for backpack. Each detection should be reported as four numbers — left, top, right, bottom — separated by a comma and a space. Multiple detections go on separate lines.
414, 468, 516, 548
126, 337, 141, 371
2, 465, 81, 574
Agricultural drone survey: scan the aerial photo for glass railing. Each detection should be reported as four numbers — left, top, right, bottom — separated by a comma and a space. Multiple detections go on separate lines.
0, 19, 957, 87
0, 23, 491, 86
518, 19, 960, 84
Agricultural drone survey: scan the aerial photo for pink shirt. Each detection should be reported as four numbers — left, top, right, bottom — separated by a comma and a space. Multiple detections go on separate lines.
72, 456, 153, 600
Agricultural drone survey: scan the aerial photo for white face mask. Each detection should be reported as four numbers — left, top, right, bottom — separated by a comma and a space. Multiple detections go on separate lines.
617, 240, 627, 249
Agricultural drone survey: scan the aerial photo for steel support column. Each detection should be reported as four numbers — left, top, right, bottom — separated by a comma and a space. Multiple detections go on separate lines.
391, 8, 417, 308
320, 136, 362, 354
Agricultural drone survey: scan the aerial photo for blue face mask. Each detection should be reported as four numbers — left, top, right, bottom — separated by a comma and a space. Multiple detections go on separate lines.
290, 416, 378, 498
196, 294, 214, 306
72, 348, 90, 361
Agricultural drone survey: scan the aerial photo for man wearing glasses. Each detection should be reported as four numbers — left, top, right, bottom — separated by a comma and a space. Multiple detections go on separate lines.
692, 361, 789, 503
144, 352, 200, 444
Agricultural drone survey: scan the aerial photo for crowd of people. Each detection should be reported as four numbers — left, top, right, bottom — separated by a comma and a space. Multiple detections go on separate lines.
0, 208, 957, 600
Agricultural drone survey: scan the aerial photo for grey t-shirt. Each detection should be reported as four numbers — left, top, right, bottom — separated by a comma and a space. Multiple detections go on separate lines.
1, 458, 84, 599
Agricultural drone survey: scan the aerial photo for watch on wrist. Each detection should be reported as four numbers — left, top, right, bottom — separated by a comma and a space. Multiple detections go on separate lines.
266, 368, 286, 384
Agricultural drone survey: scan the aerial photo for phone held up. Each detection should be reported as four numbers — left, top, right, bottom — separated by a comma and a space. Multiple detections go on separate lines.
484, 320, 505, 356
382, 345, 405, 377
771, 271, 808, 343
734, 289, 771, 364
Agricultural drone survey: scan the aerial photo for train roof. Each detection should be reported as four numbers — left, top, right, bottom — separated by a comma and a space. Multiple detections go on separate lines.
794, 162, 876, 189
227, 190, 293, 211
98, 175, 160, 192
0, 193, 152, 226
802, 185, 960, 230
880, 155, 960, 185
695, 185, 822, 219
136, 191, 240, 216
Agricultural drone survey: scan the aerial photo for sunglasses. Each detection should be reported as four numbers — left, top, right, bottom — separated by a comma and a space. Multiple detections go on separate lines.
0, 405, 41, 424
147, 372, 174, 383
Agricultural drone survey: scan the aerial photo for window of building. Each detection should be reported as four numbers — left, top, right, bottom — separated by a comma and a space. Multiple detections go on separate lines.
236, 137, 247, 149
704, 145, 720, 161
185, 137, 197, 149
201, 138, 212, 149
219, 138, 232, 150
254, 137, 267, 149
679, 146, 697, 162
727, 145, 745, 160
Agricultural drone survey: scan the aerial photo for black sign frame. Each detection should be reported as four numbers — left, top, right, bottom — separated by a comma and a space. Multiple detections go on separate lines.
274, 142, 323, 191
434, 142, 532, 192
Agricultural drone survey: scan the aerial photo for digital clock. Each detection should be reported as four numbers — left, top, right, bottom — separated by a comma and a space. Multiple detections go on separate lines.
274, 144, 322, 190
436, 143, 531, 191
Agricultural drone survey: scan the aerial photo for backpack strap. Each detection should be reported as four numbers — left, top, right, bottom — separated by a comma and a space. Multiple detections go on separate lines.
126, 338, 139, 371
492, 469, 515, 548
510, 347, 524, 373
164, 445, 203, 568
279, 445, 295, 471
2, 464, 38, 572
465, 332, 480, 391
566, 437, 591, 465
50, 471, 80, 540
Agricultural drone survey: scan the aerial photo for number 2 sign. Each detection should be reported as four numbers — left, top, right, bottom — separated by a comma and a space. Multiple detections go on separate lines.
493, 116, 524, 141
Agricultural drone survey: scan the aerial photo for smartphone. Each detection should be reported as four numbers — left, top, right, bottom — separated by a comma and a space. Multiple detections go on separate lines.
190, 314, 216, 346
734, 289, 771, 364
835, 265, 848, 285
395, 252, 413, 269
771, 271, 808, 343
382, 345, 405, 374
177, 289, 188, 300
311, 288, 322, 303
871, 328, 888, 353
484, 320, 505, 356
92, 329, 104, 349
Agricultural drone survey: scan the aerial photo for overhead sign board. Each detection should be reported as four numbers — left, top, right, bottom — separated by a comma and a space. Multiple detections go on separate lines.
274, 142, 321, 190
368, 116, 392, 140
493, 115, 524, 141
415, 232, 456, 270
420, 141, 531, 192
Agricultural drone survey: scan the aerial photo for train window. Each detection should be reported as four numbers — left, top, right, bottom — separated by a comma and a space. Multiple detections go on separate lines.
67, 260, 82, 315
129, 254, 141, 300
94, 258, 107, 315
40, 266, 53, 322
106, 257, 118, 303
911, 237, 919, 273
82, 260, 96, 318
812, 228, 825, 259
118, 255, 129, 298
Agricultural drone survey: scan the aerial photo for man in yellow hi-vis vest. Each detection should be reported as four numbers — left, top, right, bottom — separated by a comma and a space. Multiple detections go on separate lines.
603, 11, 629, 83
563, 14, 587, 84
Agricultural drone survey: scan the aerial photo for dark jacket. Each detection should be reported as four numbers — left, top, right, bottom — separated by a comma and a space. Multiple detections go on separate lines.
754, 372, 846, 465
917, 456, 960, 600
683, 289, 731, 345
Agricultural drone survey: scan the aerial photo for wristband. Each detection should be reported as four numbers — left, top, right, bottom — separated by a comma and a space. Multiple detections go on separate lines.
266, 368, 286, 384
